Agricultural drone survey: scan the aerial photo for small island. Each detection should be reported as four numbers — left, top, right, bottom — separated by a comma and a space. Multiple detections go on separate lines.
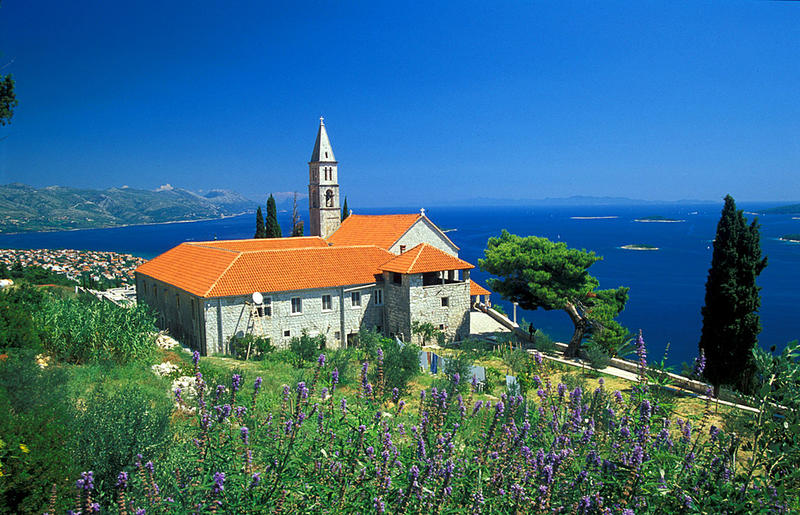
780, 234, 800, 243
634, 215, 685, 223
620, 244, 659, 251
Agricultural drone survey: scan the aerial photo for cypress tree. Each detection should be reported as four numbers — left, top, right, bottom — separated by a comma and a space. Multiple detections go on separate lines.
342, 196, 349, 221
254, 206, 266, 238
699, 195, 767, 395
265, 194, 282, 238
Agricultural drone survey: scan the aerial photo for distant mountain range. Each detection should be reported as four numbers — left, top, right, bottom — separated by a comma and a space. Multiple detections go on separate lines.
0, 183, 257, 233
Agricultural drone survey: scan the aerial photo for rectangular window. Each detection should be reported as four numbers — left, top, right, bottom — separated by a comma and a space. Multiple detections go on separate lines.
322, 294, 332, 311
441, 297, 449, 307
439, 324, 445, 330
335, 331, 341, 340
393, 272, 402, 285
263, 297, 271, 317
284, 330, 291, 337
351, 291, 361, 307
291, 297, 302, 314
374, 288, 383, 305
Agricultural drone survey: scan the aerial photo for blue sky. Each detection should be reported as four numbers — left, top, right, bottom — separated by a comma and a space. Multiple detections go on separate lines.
0, 1, 798, 207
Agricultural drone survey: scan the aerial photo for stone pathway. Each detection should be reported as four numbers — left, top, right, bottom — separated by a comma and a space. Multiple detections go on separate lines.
469, 310, 511, 335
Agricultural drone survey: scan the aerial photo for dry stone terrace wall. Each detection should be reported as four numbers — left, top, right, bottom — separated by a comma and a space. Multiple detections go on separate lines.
202, 284, 386, 354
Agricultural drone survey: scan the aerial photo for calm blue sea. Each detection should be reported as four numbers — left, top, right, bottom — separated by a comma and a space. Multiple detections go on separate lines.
1, 203, 798, 366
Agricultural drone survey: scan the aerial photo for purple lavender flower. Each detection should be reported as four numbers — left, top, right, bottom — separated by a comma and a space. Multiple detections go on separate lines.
392, 387, 400, 403
241, 426, 250, 445
318, 353, 326, 366
693, 349, 706, 377
231, 373, 242, 393
640, 399, 652, 423
136, 509, 146, 515
145, 461, 154, 474
297, 381, 309, 400
76, 471, 94, 491
331, 368, 340, 386
212, 471, 225, 494
377, 348, 384, 361
613, 390, 624, 403
374, 496, 385, 514
91, 502, 101, 513
636, 330, 647, 370
452, 372, 460, 386
193, 350, 200, 368
340, 398, 348, 413
116, 471, 128, 489
215, 384, 226, 400
250, 472, 261, 489
254, 376, 262, 394
174, 387, 182, 403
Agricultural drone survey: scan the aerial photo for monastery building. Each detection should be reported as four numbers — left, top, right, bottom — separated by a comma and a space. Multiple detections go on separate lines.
135, 119, 489, 354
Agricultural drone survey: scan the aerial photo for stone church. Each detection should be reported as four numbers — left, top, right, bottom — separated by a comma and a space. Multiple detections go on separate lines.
135, 118, 489, 355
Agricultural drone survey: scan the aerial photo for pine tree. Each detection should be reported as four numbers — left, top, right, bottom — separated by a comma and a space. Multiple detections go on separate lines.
265, 194, 282, 238
342, 196, 349, 221
254, 206, 266, 238
699, 195, 767, 395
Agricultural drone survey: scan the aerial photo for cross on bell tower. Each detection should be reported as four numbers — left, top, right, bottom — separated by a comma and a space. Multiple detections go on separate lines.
308, 117, 341, 238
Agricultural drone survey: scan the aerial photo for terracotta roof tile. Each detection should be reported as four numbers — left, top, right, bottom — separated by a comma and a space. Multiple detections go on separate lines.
470, 281, 491, 296
136, 240, 395, 297
327, 214, 421, 249
380, 243, 474, 274
191, 237, 328, 252
135, 243, 239, 297
208, 246, 392, 297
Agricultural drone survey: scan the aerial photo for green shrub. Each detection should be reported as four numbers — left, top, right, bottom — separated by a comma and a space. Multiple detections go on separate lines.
289, 331, 325, 367
440, 352, 473, 394
378, 338, 421, 396
581, 343, 611, 370
230, 334, 273, 361
326, 348, 356, 387
533, 330, 557, 354
0, 350, 75, 514
37, 296, 157, 364
0, 299, 41, 352
72, 385, 173, 498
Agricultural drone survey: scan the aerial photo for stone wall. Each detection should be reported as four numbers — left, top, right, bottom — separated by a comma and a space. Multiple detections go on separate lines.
384, 272, 412, 340
407, 274, 470, 344
135, 272, 206, 352
202, 283, 386, 355
390, 218, 459, 256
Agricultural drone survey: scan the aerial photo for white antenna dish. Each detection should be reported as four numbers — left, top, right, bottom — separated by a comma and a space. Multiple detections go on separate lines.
252, 292, 263, 305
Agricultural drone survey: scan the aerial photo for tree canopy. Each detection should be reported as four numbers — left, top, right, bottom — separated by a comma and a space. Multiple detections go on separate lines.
254, 206, 266, 238
265, 194, 282, 238
479, 230, 629, 357
699, 194, 767, 394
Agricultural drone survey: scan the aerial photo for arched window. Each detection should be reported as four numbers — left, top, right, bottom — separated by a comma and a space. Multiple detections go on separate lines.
325, 189, 334, 207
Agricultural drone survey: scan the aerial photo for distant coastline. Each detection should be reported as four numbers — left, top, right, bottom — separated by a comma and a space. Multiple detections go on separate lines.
0, 212, 251, 236
780, 234, 800, 243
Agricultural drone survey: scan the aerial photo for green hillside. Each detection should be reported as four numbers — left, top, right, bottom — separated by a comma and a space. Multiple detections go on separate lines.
763, 203, 800, 215
0, 183, 256, 233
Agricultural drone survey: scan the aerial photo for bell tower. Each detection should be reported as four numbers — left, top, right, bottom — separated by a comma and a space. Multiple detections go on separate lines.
309, 117, 341, 238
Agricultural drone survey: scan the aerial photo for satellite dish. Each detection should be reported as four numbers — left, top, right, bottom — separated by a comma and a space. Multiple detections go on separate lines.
252, 292, 263, 305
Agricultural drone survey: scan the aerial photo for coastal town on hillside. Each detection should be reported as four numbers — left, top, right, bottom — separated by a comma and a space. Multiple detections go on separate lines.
0, 247, 145, 286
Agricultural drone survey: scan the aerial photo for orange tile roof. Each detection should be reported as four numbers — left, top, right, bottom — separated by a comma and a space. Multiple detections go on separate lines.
190, 237, 328, 252
470, 281, 491, 296
326, 214, 421, 249
136, 240, 395, 297
135, 243, 240, 297
380, 243, 474, 274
